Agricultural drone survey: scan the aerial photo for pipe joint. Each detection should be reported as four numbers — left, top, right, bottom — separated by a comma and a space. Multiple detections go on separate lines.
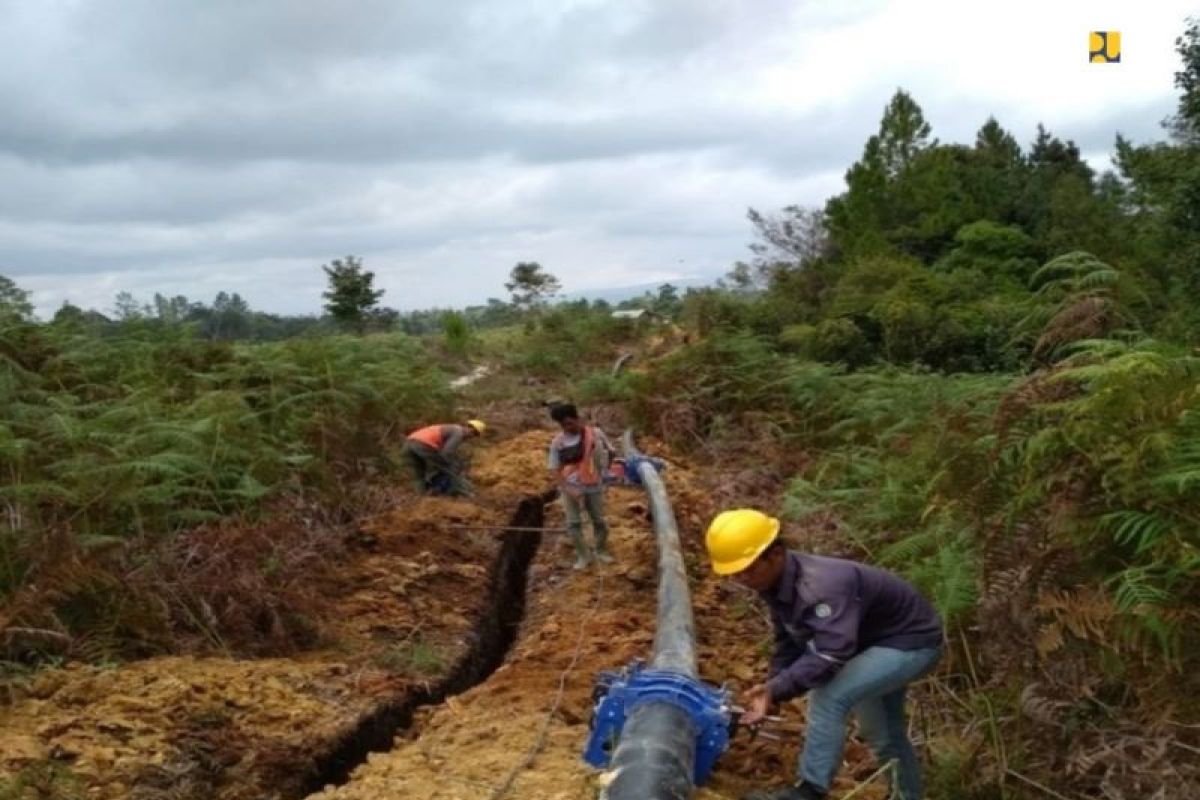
583, 659, 732, 785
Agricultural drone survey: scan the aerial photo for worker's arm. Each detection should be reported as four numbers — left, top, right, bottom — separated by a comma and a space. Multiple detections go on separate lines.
547, 436, 562, 482
439, 425, 465, 456
768, 613, 806, 678
765, 572, 863, 703
592, 427, 614, 470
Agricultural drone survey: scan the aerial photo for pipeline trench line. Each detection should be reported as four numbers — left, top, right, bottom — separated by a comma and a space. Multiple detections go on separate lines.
485, 570, 608, 800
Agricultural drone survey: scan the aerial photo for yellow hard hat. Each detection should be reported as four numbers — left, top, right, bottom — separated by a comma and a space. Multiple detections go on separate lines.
466, 419, 487, 435
705, 509, 781, 575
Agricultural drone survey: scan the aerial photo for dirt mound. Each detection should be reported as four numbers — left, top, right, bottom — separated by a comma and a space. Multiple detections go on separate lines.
2, 657, 375, 799
0, 431, 554, 800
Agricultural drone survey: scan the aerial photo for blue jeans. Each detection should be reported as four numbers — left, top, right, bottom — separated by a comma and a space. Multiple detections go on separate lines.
562, 490, 608, 557
799, 645, 941, 800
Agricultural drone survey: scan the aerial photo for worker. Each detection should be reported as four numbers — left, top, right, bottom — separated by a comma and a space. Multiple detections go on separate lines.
402, 419, 486, 496
547, 403, 614, 569
706, 509, 943, 800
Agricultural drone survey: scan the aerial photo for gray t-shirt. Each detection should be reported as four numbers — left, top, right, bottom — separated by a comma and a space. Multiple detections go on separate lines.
439, 424, 465, 456
548, 427, 612, 494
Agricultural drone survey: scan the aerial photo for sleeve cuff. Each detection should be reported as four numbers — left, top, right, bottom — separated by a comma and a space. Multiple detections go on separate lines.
766, 676, 790, 703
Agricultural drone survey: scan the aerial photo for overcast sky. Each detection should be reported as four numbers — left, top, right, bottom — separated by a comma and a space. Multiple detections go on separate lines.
1, 0, 1194, 318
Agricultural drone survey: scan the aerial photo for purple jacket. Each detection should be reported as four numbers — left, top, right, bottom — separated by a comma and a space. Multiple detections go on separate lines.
763, 552, 943, 702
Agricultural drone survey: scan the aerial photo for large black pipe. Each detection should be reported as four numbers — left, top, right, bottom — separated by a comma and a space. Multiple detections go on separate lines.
602, 432, 698, 800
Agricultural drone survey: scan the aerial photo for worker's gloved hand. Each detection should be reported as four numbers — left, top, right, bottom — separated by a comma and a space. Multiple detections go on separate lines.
739, 683, 772, 726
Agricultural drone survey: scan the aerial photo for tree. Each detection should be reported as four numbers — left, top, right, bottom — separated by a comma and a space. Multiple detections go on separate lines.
652, 283, 683, 317
877, 89, 935, 178
826, 135, 889, 257
441, 311, 472, 357
934, 221, 1037, 283
719, 262, 758, 293
112, 291, 143, 321
975, 117, 1023, 165
744, 205, 830, 280
969, 117, 1027, 225
826, 90, 935, 258
1018, 124, 1099, 253
504, 262, 561, 310
204, 291, 254, 340
152, 293, 194, 324
1169, 17, 1200, 142
0, 274, 33, 320
321, 255, 384, 333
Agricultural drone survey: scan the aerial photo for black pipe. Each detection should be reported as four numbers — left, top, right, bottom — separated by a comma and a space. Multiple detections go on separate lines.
603, 702, 697, 800
602, 433, 698, 800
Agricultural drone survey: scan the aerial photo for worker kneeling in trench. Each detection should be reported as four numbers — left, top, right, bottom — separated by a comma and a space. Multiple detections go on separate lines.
707, 509, 944, 800
402, 419, 486, 496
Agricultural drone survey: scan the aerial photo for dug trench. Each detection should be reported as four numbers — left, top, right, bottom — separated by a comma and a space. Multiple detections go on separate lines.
0, 430, 561, 800
300, 492, 549, 795
1, 429, 882, 799
308, 436, 885, 800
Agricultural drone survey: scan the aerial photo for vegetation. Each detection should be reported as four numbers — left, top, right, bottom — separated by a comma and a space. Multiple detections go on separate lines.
321, 255, 390, 333
0, 761, 84, 800
0, 305, 451, 656
377, 636, 448, 676
504, 261, 562, 311
620, 18, 1200, 797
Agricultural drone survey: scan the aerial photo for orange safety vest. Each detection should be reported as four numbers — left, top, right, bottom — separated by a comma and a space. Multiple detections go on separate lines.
558, 426, 600, 487
407, 424, 446, 450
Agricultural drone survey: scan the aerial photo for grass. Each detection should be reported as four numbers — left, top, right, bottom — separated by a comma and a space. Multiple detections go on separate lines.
376, 637, 448, 677
0, 762, 85, 800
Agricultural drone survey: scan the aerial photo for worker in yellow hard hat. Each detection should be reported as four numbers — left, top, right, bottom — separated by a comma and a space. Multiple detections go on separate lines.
706, 509, 943, 800
402, 419, 486, 495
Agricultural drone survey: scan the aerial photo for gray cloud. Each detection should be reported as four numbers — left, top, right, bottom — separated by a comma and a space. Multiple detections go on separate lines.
0, 0, 1188, 317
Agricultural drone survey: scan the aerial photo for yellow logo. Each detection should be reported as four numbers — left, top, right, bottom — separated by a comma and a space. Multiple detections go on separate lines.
1090, 31, 1121, 63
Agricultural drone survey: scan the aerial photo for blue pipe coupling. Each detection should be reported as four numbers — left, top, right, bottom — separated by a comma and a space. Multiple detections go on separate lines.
583, 660, 732, 784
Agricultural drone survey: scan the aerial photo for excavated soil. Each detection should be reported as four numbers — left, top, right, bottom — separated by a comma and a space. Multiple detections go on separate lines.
308, 440, 884, 800
0, 432, 551, 799
1, 428, 885, 800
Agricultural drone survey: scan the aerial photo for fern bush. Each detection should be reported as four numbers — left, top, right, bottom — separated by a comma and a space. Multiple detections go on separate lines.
635, 321, 1200, 798
0, 319, 451, 650
576, 370, 635, 404
995, 337, 1200, 659
496, 304, 638, 380
777, 369, 1005, 624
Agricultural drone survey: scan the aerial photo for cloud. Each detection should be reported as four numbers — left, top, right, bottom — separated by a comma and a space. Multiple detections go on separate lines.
0, 0, 1193, 317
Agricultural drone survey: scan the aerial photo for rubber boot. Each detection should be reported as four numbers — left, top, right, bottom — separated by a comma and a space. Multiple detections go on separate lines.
592, 512, 613, 564
570, 529, 592, 570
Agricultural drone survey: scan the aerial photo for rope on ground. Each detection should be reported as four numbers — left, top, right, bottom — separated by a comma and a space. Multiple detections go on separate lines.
485, 571, 606, 800
838, 760, 895, 800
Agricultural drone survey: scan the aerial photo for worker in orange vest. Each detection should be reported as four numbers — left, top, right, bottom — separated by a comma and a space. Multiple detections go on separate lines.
547, 403, 614, 569
402, 419, 486, 495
